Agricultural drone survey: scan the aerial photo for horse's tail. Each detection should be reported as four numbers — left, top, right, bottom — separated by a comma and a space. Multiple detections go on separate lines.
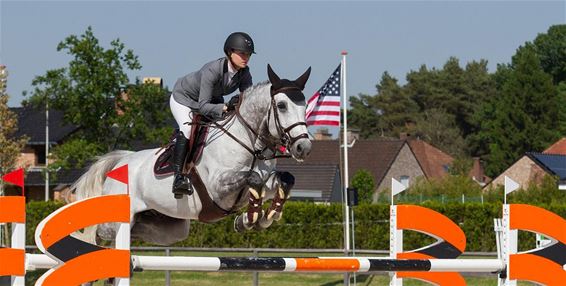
70, 150, 133, 243
71, 150, 133, 201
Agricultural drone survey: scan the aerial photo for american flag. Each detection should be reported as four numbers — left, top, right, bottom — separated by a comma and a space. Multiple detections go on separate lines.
306, 64, 341, 126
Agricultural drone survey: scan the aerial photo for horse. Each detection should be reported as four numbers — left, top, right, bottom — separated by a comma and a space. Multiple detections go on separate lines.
72, 64, 313, 245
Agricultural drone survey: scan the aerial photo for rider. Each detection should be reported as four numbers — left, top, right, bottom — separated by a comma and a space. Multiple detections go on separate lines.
169, 32, 255, 197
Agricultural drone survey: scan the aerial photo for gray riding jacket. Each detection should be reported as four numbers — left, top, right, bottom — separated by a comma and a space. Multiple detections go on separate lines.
172, 57, 253, 120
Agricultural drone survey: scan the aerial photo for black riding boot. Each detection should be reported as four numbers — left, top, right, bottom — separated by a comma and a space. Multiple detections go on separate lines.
172, 131, 193, 198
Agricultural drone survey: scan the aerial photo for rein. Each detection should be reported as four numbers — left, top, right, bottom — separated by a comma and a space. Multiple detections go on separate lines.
199, 85, 309, 170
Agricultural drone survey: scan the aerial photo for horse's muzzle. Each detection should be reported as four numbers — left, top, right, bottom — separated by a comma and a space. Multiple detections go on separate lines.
291, 139, 312, 161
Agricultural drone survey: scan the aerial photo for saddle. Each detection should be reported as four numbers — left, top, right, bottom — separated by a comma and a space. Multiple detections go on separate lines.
153, 114, 232, 223
154, 115, 209, 177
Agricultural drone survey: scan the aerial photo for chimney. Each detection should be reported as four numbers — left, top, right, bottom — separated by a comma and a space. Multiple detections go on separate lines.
143, 77, 163, 88
314, 128, 333, 140
347, 129, 360, 144
400, 132, 412, 140
469, 157, 488, 186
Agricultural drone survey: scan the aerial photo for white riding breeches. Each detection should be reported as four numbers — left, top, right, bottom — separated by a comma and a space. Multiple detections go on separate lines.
170, 95, 193, 139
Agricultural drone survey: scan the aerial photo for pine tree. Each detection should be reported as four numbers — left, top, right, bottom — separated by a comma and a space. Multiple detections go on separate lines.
476, 45, 562, 176
374, 72, 419, 137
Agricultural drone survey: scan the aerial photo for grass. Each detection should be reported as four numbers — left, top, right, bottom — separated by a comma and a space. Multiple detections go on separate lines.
29, 267, 534, 285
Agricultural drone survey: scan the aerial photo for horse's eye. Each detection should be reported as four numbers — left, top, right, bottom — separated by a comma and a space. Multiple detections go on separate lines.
277, 102, 287, 111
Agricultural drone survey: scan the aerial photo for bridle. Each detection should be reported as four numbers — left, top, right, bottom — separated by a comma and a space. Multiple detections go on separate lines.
268, 86, 309, 149
209, 85, 309, 163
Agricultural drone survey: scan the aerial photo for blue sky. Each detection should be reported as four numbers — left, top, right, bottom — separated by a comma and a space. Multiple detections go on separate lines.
1, 0, 565, 135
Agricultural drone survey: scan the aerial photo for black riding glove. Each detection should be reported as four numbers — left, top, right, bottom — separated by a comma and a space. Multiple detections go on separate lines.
226, 95, 240, 112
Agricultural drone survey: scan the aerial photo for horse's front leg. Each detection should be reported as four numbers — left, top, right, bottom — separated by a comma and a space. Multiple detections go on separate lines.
256, 171, 294, 230
234, 171, 266, 233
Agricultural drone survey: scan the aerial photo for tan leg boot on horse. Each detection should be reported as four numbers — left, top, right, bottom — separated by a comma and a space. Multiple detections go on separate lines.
172, 131, 193, 199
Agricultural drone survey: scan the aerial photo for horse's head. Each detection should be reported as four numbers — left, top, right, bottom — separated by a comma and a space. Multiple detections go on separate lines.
266, 64, 312, 161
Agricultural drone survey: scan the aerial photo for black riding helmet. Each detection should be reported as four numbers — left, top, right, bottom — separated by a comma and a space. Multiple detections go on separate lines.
224, 32, 255, 55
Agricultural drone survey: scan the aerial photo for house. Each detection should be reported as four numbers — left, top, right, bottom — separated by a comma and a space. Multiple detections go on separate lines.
6, 77, 168, 201
5, 105, 80, 201
276, 163, 341, 202
277, 132, 478, 202
548, 139, 566, 189
543, 138, 566, 154
486, 138, 566, 191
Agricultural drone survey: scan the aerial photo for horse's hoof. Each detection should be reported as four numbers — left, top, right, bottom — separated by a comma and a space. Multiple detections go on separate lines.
174, 193, 183, 199
234, 215, 244, 233
253, 224, 267, 231
234, 214, 252, 233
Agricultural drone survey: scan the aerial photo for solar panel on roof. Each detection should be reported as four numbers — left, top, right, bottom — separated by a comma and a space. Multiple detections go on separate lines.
531, 153, 566, 179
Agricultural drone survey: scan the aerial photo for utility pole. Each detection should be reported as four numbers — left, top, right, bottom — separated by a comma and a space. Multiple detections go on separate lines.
0, 65, 8, 247
0, 64, 8, 199
45, 93, 49, 201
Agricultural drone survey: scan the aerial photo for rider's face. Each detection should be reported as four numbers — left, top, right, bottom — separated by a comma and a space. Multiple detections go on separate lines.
230, 50, 251, 70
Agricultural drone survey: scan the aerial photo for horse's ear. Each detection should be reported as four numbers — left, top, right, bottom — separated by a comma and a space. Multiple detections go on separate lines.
294, 67, 311, 90
267, 64, 281, 85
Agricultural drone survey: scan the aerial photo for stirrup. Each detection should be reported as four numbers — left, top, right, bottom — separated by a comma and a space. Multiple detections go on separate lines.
173, 175, 193, 199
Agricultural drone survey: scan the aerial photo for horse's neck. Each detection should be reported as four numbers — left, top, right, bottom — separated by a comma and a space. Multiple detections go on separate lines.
209, 84, 272, 157
234, 85, 273, 145
238, 85, 271, 132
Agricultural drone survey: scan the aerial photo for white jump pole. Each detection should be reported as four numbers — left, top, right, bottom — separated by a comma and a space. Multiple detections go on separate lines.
27, 254, 504, 273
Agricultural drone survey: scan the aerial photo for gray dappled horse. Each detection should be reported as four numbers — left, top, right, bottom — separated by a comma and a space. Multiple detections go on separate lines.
72, 65, 312, 245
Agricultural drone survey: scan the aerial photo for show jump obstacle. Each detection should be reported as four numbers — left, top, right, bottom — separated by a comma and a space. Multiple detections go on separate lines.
0, 166, 565, 286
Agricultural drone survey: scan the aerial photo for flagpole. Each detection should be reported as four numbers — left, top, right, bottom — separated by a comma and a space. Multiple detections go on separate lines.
341, 51, 350, 260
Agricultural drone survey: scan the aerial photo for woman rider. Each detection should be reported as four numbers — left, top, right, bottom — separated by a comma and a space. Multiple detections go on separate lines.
169, 32, 255, 198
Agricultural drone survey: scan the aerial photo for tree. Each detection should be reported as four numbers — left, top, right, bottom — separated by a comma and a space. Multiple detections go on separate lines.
349, 94, 383, 138
24, 27, 172, 169
413, 108, 466, 157
533, 24, 566, 85
0, 66, 28, 192
406, 58, 494, 139
0, 65, 28, 246
532, 24, 566, 134
372, 72, 419, 137
472, 44, 562, 177
349, 58, 494, 147
351, 169, 376, 204
348, 72, 419, 139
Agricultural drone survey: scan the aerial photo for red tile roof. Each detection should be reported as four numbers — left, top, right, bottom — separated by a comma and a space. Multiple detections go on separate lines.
407, 139, 453, 179
543, 138, 566, 155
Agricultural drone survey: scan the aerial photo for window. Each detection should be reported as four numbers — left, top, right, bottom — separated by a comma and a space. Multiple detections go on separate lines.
400, 176, 410, 188
36, 146, 46, 165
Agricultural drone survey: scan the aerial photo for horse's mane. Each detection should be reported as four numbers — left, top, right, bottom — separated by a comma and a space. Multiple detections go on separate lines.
239, 81, 271, 116
242, 80, 270, 100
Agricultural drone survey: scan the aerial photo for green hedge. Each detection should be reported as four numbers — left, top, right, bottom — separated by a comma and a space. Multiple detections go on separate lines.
25, 200, 65, 246
22, 201, 566, 252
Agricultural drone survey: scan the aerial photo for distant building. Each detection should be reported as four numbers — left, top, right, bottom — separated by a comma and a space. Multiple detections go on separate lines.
312, 128, 333, 141
543, 138, 566, 155
278, 134, 486, 202
485, 138, 566, 191
7, 77, 170, 201
6, 106, 80, 201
